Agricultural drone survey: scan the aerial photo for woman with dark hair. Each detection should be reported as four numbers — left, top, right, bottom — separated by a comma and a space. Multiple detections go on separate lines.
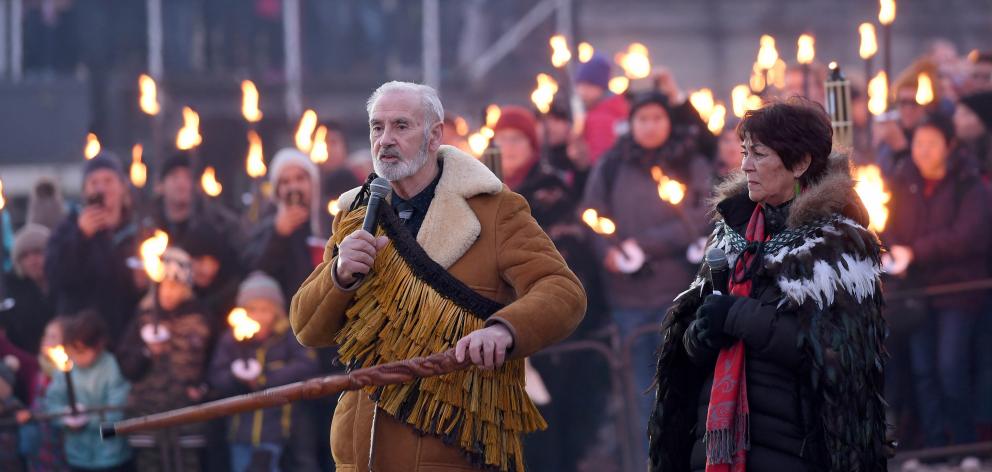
649, 98, 888, 471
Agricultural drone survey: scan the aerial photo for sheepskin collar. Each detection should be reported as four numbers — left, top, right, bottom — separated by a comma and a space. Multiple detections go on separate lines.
338, 145, 504, 269
713, 153, 869, 230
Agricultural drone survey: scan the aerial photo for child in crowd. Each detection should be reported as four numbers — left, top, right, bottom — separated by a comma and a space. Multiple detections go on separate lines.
44, 311, 132, 472
209, 272, 319, 472
19, 317, 70, 471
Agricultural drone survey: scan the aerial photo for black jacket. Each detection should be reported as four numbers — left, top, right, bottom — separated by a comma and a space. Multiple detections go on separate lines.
1, 272, 55, 355
243, 217, 315, 303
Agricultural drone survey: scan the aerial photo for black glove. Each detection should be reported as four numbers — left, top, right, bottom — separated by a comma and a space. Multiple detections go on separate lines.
691, 294, 738, 350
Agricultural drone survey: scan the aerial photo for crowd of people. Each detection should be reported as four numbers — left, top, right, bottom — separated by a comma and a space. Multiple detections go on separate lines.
0, 37, 990, 471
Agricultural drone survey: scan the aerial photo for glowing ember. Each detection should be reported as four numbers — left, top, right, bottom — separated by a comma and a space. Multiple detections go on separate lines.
578, 42, 594, 63
530, 73, 559, 114
84, 133, 101, 160
140, 230, 169, 283
138, 74, 160, 116
130, 144, 147, 188
550, 35, 572, 68
878, 0, 896, 25
176, 107, 202, 150
608, 76, 629, 95
756, 35, 779, 71
241, 80, 263, 123
859, 23, 878, 60
708, 103, 727, 135
294, 109, 319, 153
227, 308, 261, 342
797, 34, 815, 65
854, 165, 891, 232
485, 104, 502, 128
47, 345, 73, 372
651, 166, 686, 205
327, 199, 340, 216
246, 130, 266, 179
617, 42, 651, 79
201, 167, 223, 197
689, 88, 715, 122
581, 209, 616, 235
467, 132, 490, 156
868, 71, 889, 116
915, 73, 934, 106
310, 125, 329, 164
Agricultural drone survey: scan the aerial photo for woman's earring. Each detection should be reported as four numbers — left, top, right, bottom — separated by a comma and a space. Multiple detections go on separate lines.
794, 179, 802, 197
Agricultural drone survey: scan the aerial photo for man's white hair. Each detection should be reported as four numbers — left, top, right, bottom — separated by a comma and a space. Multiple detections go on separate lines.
366, 81, 444, 126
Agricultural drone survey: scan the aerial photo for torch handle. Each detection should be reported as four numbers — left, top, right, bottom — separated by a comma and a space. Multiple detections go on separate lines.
65, 370, 79, 415
101, 348, 470, 439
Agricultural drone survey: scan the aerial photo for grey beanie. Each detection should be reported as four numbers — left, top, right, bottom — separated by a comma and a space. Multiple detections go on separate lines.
236, 271, 286, 312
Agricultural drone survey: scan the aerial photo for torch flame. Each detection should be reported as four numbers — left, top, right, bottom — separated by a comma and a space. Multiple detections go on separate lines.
550, 35, 572, 68
746, 94, 763, 112
608, 76, 629, 95
616, 43, 651, 80
227, 308, 261, 342
854, 165, 891, 232
530, 73, 559, 114
797, 34, 815, 65
689, 88, 715, 122
310, 125, 329, 164
732, 85, 750, 118
769, 58, 787, 90
295, 109, 319, 153
0, 179, 6, 211
915, 73, 934, 106
581, 209, 616, 235
708, 103, 727, 135
201, 167, 223, 197
467, 132, 490, 156
138, 74, 160, 116
651, 166, 686, 205
84, 133, 101, 160
140, 230, 169, 283
578, 42, 594, 63
327, 199, 340, 216
46, 345, 73, 372
750, 63, 767, 93
241, 80, 263, 123
859, 23, 878, 60
485, 104, 502, 128
454, 117, 469, 137
130, 144, 147, 188
176, 107, 202, 150
756, 35, 779, 71
246, 130, 266, 179
868, 71, 889, 116
879, 0, 896, 25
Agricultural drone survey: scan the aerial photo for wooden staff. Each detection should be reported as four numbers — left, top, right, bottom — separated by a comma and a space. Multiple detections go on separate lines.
101, 349, 470, 439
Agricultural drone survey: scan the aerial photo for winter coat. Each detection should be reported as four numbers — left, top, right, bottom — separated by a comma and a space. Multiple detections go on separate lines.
290, 145, 586, 472
1, 272, 55, 356
44, 351, 131, 469
244, 215, 317, 305
583, 93, 629, 164
649, 154, 888, 472
208, 320, 319, 446
882, 148, 990, 313
45, 209, 140, 344
582, 133, 712, 310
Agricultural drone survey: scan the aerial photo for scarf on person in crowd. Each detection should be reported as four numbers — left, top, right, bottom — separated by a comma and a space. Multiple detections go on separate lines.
329, 190, 545, 472
704, 204, 765, 471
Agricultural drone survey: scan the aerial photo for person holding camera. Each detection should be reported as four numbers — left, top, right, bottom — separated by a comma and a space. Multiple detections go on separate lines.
45, 153, 140, 346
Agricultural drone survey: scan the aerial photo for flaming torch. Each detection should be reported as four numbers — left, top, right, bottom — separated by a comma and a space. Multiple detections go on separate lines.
130, 144, 147, 189
651, 166, 686, 206
797, 34, 815, 98
854, 165, 891, 233
246, 130, 267, 221
84, 133, 101, 160
327, 199, 340, 217
608, 76, 629, 95
201, 167, 223, 197
530, 73, 559, 114
578, 42, 594, 63
879, 0, 896, 83
582, 209, 646, 275
227, 308, 263, 382
294, 109, 319, 153
175, 107, 202, 151
550, 35, 572, 69
860, 23, 879, 140
139, 230, 170, 343
47, 345, 79, 415
707, 104, 727, 135
310, 125, 329, 165
915, 72, 934, 106
868, 71, 889, 117
241, 80, 263, 123
689, 88, 715, 123
138, 74, 160, 116
616, 43, 651, 80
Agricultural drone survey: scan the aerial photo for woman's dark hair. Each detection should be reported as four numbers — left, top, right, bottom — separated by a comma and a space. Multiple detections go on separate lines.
64, 310, 108, 349
736, 97, 833, 185
915, 111, 955, 145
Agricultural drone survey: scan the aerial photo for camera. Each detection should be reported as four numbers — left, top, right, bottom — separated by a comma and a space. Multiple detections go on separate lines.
85, 193, 105, 207
285, 190, 305, 207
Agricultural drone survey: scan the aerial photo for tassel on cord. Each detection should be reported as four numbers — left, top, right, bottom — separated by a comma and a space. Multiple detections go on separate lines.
331, 209, 545, 472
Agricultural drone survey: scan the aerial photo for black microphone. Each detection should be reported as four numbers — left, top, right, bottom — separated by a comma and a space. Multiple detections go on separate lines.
705, 247, 729, 295
362, 177, 392, 235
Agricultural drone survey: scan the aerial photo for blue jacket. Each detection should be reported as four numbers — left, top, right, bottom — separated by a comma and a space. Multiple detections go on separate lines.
45, 351, 132, 469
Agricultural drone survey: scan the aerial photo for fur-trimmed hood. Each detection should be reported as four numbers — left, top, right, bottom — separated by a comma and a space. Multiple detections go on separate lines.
337, 145, 503, 269
712, 152, 870, 230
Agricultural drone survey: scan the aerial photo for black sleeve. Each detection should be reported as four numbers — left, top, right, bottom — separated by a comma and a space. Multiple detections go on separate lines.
115, 312, 152, 382
682, 320, 719, 367
723, 296, 804, 370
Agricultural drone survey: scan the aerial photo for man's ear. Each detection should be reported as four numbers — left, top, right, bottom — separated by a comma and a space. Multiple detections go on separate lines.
428, 121, 444, 154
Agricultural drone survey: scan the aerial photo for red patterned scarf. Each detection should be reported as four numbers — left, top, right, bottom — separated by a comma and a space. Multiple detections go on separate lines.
705, 204, 765, 472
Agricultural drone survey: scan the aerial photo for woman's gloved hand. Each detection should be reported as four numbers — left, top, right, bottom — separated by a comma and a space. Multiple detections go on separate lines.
690, 294, 738, 350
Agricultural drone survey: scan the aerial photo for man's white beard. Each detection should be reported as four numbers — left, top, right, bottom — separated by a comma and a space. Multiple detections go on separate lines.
373, 141, 430, 181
